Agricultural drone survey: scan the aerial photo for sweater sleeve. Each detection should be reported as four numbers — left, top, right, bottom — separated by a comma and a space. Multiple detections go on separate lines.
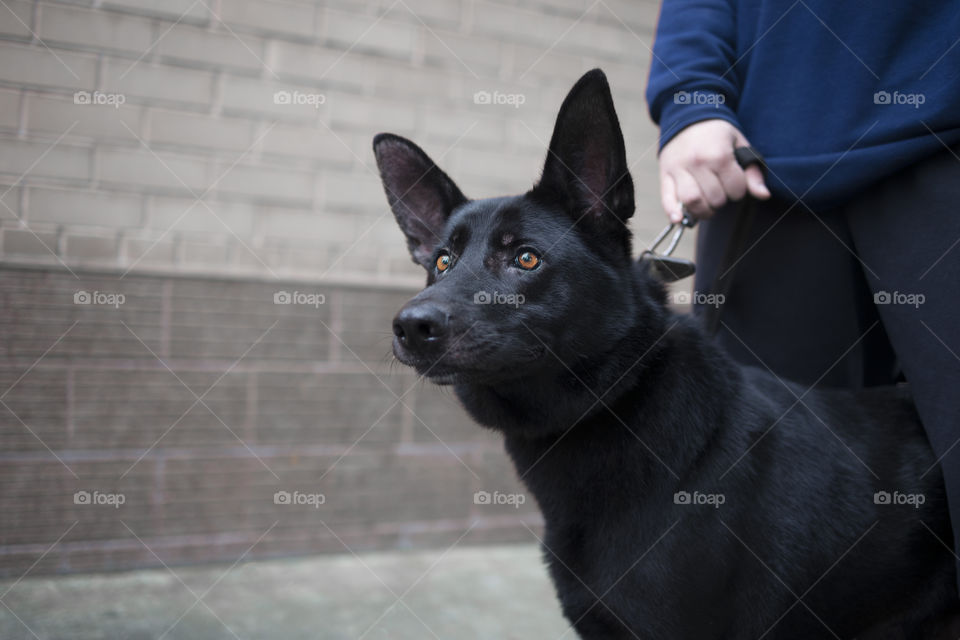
646, 0, 743, 150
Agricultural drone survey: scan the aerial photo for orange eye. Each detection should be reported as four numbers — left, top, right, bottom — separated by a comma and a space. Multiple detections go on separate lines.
516, 250, 540, 270
436, 253, 452, 272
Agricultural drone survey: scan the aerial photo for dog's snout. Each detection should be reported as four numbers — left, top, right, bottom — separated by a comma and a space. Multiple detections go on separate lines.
393, 303, 449, 352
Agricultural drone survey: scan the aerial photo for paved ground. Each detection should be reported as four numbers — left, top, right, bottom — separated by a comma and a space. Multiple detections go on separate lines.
0, 543, 571, 640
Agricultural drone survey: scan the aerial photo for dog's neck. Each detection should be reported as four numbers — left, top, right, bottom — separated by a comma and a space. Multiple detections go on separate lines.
459, 306, 742, 523
453, 270, 677, 437
454, 320, 667, 437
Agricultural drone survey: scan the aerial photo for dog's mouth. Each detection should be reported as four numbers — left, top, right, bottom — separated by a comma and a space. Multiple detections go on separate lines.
419, 366, 475, 386
394, 343, 546, 386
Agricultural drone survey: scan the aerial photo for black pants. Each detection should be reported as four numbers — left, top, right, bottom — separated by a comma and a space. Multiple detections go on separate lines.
693, 145, 960, 580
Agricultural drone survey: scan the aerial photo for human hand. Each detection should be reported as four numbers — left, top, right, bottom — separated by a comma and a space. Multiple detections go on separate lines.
658, 119, 770, 222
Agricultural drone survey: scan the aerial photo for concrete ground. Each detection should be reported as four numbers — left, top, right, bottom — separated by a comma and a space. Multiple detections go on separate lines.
0, 544, 571, 640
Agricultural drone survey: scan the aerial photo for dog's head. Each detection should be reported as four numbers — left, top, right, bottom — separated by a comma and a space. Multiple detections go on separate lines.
374, 69, 651, 386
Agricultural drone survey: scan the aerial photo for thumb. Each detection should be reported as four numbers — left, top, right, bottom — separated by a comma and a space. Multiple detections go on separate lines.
730, 129, 771, 200
745, 165, 770, 200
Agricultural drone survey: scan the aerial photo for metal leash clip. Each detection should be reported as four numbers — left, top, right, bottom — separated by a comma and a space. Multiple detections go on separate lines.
641, 209, 698, 282
641, 146, 766, 283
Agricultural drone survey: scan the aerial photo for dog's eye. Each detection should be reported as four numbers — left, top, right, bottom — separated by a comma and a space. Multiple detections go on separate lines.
515, 250, 541, 270
436, 253, 453, 272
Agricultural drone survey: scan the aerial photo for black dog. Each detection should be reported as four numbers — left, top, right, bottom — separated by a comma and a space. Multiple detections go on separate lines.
373, 70, 958, 639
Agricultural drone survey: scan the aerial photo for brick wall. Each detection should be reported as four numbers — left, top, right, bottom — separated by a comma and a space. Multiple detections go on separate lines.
0, 0, 689, 575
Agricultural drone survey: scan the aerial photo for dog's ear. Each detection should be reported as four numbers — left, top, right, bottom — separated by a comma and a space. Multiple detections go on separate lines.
373, 133, 467, 269
534, 69, 634, 231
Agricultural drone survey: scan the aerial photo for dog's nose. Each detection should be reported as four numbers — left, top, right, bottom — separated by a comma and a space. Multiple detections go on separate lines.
393, 304, 449, 352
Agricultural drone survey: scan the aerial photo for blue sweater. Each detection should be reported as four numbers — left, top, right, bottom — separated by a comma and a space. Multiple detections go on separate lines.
646, 0, 960, 209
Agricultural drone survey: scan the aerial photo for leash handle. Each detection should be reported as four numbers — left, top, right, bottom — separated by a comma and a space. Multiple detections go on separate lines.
702, 146, 766, 337
733, 146, 765, 172
642, 146, 766, 287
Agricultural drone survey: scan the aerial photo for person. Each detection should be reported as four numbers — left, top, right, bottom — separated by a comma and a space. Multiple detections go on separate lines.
646, 0, 960, 584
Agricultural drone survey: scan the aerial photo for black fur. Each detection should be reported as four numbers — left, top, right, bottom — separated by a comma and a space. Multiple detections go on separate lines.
373, 69, 959, 639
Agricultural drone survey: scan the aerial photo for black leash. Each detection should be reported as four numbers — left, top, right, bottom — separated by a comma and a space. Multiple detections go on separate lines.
702, 147, 765, 337
641, 146, 767, 337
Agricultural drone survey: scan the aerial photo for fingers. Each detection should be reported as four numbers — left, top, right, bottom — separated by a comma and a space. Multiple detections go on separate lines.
715, 155, 748, 202
664, 160, 766, 221
673, 169, 714, 219
660, 172, 683, 223
665, 164, 728, 221
658, 119, 771, 223
744, 164, 771, 199
688, 166, 728, 211
731, 128, 771, 200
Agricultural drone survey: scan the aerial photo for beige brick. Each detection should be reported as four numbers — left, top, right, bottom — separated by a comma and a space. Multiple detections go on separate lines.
340, 135, 385, 172
0, 184, 19, 220
597, 0, 659, 32
121, 235, 176, 266
394, 0, 462, 27
259, 122, 355, 166
29, 187, 142, 228
0, 138, 91, 183
2, 227, 58, 257
471, 2, 573, 48
0, 42, 97, 91
508, 43, 588, 84
449, 145, 541, 186
101, 59, 214, 108
259, 209, 354, 241
145, 195, 255, 236
155, 24, 269, 72
64, 232, 118, 261
421, 28, 501, 77
148, 109, 254, 153
24, 93, 141, 140
559, 17, 638, 61
521, 0, 594, 13
181, 237, 230, 266
322, 168, 389, 213
321, 8, 418, 60
366, 59, 459, 101
100, 0, 208, 23
38, 3, 154, 53
0, 89, 20, 129
506, 118, 558, 155
363, 211, 414, 245
600, 60, 657, 105
215, 163, 315, 205
268, 40, 367, 87
329, 93, 416, 133
415, 107, 505, 149
221, 75, 325, 121
214, 0, 317, 39
464, 78, 555, 117
97, 147, 212, 193
0, 0, 33, 39
264, 240, 326, 272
